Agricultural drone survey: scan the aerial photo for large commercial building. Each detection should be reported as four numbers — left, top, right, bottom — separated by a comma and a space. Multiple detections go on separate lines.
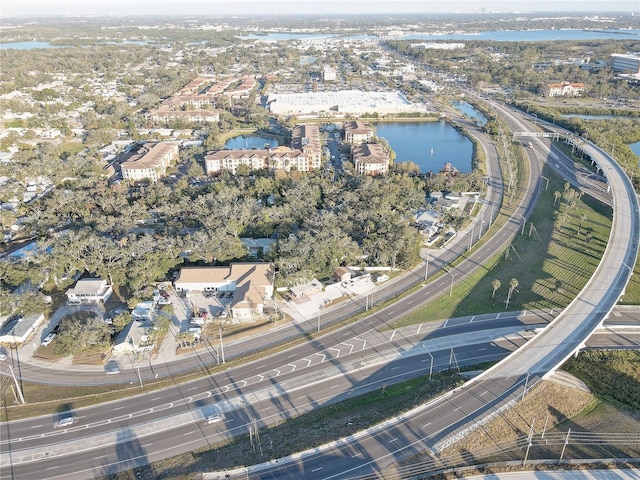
266, 90, 416, 116
609, 54, 640, 74
120, 142, 180, 183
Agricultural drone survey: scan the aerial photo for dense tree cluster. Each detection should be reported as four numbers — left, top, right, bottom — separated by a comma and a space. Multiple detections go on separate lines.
0, 166, 427, 302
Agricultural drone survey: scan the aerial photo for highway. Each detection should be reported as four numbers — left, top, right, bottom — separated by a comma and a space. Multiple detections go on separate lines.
1, 102, 637, 479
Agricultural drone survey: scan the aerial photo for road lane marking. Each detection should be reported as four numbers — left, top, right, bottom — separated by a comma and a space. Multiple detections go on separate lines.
330, 384, 340, 389
311, 467, 323, 472
423, 422, 432, 428
443, 319, 448, 328
184, 431, 194, 435
391, 366, 399, 370
114, 407, 125, 411
470, 316, 475, 323
46, 466, 60, 470
287, 364, 296, 372
142, 443, 153, 448
151, 397, 161, 401
30, 424, 42, 429
352, 452, 362, 458
288, 353, 295, 358
389, 438, 398, 443
188, 386, 198, 391
417, 324, 422, 334
95, 455, 107, 459
390, 329, 396, 341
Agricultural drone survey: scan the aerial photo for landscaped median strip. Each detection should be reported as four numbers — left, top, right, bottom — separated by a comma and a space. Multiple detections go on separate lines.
1, 326, 537, 468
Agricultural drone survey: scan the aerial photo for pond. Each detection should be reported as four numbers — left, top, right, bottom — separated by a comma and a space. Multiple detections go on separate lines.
629, 141, 640, 160
374, 121, 473, 173
451, 100, 488, 126
224, 134, 279, 150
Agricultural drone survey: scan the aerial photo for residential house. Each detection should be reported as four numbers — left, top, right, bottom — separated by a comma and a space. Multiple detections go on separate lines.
0, 313, 45, 345
66, 278, 113, 304
334, 267, 352, 283
113, 320, 153, 353
174, 263, 275, 323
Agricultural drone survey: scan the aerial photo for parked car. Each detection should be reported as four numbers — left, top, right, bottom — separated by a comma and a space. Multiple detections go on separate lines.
220, 310, 228, 319
0, 348, 7, 361
42, 333, 56, 347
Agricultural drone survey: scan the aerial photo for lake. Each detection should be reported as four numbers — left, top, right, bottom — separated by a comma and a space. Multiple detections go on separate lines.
396, 29, 640, 42
629, 141, 640, 160
374, 121, 473, 173
224, 134, 279, 150
451, 100, 488, 126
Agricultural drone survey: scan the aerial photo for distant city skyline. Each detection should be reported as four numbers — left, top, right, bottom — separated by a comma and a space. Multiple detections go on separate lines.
2, 0, 638, 17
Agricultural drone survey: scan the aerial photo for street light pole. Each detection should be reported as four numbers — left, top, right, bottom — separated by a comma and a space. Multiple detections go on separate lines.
219, 324, 225, 364
423, 345, 433, 381
424, 251, 429, 280
447, 269, 454, 296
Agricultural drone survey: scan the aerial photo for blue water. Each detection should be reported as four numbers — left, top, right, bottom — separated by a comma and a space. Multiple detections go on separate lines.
629, 141, 640, 159
239, 33, 337, 42
451, 100, 487, 126
397, 29, 640, 42
0, 41, 62, 50
224, 134, 279, 150
374, 121, 472, 173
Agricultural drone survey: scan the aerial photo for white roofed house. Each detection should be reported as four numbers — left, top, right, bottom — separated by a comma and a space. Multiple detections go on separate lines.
66, 278, 113, 304
174, 263, 274, 323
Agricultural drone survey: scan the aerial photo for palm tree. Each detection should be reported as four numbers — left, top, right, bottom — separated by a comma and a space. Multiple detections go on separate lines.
554, 191, 562, 206
505, 278, 519, 309
491, 279, 501, 299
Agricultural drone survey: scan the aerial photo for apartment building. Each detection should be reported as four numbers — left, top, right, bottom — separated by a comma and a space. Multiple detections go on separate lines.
546, 81, 585, 97
352, 143, 389, 176
120, 141, 180, 183
290, 124, 322, 170
344, 121, 374, 144
205, 146, 312, 175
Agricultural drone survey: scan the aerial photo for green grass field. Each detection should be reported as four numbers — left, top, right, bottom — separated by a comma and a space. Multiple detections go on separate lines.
394, 164, 613, 327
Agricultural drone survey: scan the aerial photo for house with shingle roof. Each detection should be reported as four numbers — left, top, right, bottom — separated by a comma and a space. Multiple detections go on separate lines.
174, 263, 274, 323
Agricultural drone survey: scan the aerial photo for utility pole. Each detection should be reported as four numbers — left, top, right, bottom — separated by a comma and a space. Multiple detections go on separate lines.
219, 324, 225, 364
8, 364, 25, 404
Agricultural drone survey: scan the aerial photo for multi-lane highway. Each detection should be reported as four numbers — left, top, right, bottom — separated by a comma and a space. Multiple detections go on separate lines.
1, 101, 637, 480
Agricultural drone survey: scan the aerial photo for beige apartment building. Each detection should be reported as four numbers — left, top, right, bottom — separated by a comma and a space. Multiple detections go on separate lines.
344, 121, 374, 144
290, 124, 322, 170
352, 143, 390, 176
120, 141, 180, 183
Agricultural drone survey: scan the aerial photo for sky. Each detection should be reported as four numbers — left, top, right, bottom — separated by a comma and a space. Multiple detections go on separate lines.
2, 0, 639, 17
